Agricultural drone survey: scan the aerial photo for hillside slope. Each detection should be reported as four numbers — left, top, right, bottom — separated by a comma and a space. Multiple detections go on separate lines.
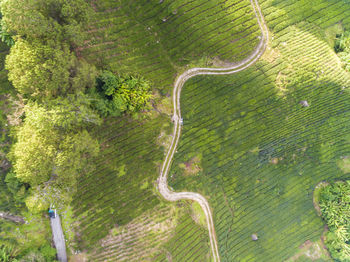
169, 0, 350, 261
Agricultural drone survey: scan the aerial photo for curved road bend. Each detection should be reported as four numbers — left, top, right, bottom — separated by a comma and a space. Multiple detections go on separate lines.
157, 0, 269, 261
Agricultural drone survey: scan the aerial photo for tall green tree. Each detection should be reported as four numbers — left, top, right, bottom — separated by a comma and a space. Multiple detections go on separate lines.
9, 97, 100, 212
1, 0, 91, 46
5, 39, 96, 100
93, 71, 153, 117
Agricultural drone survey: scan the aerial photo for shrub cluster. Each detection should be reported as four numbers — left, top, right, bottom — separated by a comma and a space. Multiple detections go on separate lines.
335, 31, 350, 71
91, 71, 153, 117
319, 181, 350, 261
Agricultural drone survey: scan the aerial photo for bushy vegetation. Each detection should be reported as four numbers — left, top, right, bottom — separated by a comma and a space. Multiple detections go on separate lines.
319, 181, 350, 261
91, 71, 153, 117
1, 0, 91, 46
335, 31, 350, 71
0, 12, 14, 47
0, 0, 100, 259
6, 39, 96, 101
10, 99, 101, 213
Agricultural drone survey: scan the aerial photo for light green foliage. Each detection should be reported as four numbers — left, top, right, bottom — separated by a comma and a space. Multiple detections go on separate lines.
319, 181, 350, 261
0, 211, 52, 259
1, 0, 91, 45
18, 251, 45, 262
92, 71, 153, 117
39, 244, 57, 261
5, 39, 96, 100
0, 245, 17, 262
10, 100, 100, 212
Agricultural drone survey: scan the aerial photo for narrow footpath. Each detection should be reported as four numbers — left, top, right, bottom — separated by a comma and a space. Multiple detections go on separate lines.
157, 0, 269, 261
50, 214, 67, 262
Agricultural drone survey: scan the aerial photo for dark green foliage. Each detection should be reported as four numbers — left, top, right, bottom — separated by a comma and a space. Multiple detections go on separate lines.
319, 181, 350, 261
0, 22, 14, 47
3, 172, 27, 210
335, 32, 350, 53
335, 31, 350, 71
91, 71, 153, 117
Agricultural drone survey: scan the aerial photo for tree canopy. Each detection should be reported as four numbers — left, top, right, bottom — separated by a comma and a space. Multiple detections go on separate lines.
1, 0, 91, 46
9, 98, 100, 212
5, 39, 97, 100
92, 71, 153, 117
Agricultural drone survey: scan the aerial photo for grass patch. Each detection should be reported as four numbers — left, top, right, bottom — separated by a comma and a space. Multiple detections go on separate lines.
286, 239, 331, 262
191, 201, 207, 228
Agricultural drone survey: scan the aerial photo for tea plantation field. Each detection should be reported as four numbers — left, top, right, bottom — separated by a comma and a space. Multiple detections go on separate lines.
73, 0, 263, 260
82, 0, 261, 92
169, 0, 350, 261
72, 113, 212, 261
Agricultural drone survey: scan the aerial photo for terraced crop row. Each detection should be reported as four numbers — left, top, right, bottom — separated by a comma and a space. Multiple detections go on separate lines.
260, 0, 350, 34
169, 2, 350, 260
72, 111, 212, 260
88, 202, 210, 262
72, 114, 167, 248
89, 205, 175, 262
159, 203, 211, 262
82, 0, 261, 91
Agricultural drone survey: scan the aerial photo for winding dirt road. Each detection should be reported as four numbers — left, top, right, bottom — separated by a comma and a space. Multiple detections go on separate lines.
157, 1, 269, 261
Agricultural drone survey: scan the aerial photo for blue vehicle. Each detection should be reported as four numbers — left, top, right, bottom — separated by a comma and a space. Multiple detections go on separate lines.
48, 208, 56, 218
